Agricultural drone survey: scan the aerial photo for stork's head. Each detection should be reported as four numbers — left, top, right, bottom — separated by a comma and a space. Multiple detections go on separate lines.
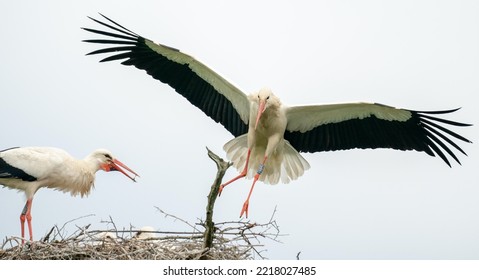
250, 88, 281, 130
89, 149, 139, 182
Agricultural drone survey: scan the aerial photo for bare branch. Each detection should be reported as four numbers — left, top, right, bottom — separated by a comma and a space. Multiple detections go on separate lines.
154, 207, 199, 232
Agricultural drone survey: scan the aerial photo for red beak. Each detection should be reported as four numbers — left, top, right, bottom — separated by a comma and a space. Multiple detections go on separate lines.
108, 159, 139, 182
254, 100, 266, 130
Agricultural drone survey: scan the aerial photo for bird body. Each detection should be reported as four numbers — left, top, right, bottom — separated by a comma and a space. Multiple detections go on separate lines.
224, 89, 309, 185
0, 147, 138, 243
1, 147, 97, 198
83, 14, 471, 218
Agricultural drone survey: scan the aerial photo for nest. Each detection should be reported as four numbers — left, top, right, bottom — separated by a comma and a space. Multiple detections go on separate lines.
1, 150, 283, 260
1, 209, 282, 260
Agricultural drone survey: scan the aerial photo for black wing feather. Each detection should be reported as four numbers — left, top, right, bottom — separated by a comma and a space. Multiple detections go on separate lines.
0, 148, 37, 182
83, 14, 248, 137
284, 110, 471, 166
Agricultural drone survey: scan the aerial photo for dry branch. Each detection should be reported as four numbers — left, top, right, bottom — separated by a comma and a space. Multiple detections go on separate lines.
203, 147, 232, 252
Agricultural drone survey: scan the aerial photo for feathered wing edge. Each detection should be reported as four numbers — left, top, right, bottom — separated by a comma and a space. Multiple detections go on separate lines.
82, 14, 250, 137
284, 105, 472, 167
413, 108, 472, 166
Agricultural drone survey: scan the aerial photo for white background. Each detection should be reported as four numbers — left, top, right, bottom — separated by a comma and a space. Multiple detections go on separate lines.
1, 0, 477, 259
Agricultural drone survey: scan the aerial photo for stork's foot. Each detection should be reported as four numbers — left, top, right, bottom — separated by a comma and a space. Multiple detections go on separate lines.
218, 184, 225, 197
240, 200, 249, 218
218, 170, 247, 197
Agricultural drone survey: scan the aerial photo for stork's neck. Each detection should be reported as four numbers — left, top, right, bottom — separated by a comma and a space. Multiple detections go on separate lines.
82, 154, 104, 173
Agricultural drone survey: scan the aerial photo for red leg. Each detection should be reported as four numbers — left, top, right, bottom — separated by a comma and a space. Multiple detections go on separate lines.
20, 199, 33, 245
20, 211, 26, 244
219, 149, 251, 196
240, 156, 268, 218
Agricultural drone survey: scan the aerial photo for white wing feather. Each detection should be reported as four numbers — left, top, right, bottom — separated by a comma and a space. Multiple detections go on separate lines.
145, 40, 251, 125
286, 103, 412, 133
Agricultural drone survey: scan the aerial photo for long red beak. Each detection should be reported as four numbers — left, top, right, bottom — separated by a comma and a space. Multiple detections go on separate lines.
254, 100, 266, 130
108, 159, 139, 182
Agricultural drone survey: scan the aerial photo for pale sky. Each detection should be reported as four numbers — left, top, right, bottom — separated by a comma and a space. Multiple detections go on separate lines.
1, 0, 478, 259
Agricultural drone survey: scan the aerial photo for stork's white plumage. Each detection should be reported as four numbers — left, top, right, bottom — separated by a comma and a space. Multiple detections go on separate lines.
0, 147, 138, 244
83, 14, 472, 218
133, 226, 158, 240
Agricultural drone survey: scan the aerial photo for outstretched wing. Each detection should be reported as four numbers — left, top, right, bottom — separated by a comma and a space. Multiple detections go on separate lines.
83, 14, 249, 137
285, 102, 472, 166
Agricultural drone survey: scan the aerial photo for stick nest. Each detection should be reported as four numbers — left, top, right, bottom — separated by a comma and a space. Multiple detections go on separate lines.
1, 209, 282, 260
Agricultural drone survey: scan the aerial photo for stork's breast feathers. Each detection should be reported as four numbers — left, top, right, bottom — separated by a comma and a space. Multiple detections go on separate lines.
46, 169, 95, 197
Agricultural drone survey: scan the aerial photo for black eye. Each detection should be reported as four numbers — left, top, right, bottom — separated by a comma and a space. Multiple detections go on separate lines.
257, 95, 260, 99
267, 96, 270, 100
104, 153, 112, 160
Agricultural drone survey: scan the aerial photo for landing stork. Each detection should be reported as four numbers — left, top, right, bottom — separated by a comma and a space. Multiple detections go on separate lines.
0, 147, 138, 244
83, 14, 471, 218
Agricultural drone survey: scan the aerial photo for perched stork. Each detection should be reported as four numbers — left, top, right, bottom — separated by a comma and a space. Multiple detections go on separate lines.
0, 147, 138, 244
83, 14, 471, 218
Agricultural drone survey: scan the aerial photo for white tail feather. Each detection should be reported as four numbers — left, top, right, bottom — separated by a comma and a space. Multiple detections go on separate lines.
223, 135, 310, 185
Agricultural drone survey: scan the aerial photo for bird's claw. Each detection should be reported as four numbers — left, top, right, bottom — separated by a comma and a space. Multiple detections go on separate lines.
240, 201, 249, 218
218, 184, 225, 197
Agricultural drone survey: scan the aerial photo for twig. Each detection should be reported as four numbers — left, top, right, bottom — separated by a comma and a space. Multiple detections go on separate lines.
154, 207, 198, 231
57, 214, 95, 233
42, 227, 55, 243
